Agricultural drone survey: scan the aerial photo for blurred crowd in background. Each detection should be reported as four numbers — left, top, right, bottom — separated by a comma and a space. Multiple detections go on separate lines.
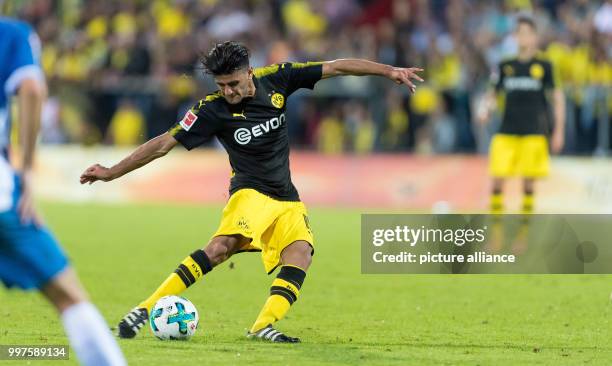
3, 0, 611, 155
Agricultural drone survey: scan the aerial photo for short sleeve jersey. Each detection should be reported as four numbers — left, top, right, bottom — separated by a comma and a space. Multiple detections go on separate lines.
494, 57, 558, 135
0, 18, 44, 158
169, 62, 323, 201
0, 18, 45, 211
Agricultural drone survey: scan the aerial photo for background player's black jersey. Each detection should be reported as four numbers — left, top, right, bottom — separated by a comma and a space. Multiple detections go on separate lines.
169, 62, 323, 201
495, 57, 557, 135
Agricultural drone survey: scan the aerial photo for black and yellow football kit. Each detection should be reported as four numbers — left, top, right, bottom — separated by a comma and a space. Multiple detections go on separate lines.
170, 62, 322, 201
489, 57, 557, 178
168, 62, 321, 273
129, 62, 323, 338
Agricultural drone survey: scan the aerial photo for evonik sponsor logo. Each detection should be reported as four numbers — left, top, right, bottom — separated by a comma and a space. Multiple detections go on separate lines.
234, 113, 285, 145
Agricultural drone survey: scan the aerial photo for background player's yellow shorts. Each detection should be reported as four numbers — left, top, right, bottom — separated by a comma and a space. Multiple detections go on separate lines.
213, 189, 314, 274
489, 134, 550, 178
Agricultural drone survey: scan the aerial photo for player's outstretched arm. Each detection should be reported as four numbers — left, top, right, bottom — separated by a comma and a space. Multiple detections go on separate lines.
321, 59, 424, 93
80, 132, 178, 185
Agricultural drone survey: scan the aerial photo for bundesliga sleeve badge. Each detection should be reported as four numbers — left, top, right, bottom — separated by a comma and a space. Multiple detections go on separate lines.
180, 110, 198, 131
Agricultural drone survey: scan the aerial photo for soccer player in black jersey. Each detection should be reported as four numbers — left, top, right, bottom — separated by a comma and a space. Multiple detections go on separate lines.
477, 16, 565, 214
80, 41, 423, 342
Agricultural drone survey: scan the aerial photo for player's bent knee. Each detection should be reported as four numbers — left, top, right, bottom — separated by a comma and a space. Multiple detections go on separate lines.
204, 242, 229, 266
204, 235, 248, 266
281, 240, 313, 270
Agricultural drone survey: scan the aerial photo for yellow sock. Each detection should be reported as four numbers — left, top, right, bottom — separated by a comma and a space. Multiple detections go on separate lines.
138, 249, 213, 312
138, 273, 186, 311
250, 265, 306, 333
522, 193, 534, 214
250, 295, 292, 333
490, 193, 503, 214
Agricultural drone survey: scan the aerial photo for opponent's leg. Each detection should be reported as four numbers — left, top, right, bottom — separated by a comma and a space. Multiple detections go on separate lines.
42, 267, 126, 366
248, 240, 312, 343
118, 234, 249, 338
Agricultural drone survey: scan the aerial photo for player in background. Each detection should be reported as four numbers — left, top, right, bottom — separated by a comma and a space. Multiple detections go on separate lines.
80, 41, 423, 342
477, 15, 565, 215
0, 18, 125, 366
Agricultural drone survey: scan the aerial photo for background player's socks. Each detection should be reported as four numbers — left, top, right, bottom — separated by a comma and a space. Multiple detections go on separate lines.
137, 249, 213, 311
250, 265, 306, 333
522, 192, 534, 214
62, 302, 126, 366
490, 192, 504, 214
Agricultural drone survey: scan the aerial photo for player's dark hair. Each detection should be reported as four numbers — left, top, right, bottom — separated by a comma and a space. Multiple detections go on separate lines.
201, 41, 250, 75
516, 15, 537, 31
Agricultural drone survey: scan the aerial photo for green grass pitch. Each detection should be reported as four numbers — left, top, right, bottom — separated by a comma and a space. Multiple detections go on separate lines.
2, 201, 612, 365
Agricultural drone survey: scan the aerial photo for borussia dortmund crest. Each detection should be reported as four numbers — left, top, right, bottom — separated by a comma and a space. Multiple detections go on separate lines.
530, 63, 544, 79
271, 93, 284, 109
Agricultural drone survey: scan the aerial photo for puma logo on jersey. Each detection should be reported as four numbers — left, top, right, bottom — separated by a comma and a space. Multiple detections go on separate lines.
232, 111, 247, 119
234, 113, 285, 145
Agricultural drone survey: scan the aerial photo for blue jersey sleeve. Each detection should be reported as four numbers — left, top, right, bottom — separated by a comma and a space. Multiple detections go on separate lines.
3, 21, 44, 95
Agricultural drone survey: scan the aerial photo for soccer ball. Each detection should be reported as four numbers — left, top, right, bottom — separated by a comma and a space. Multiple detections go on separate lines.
149, 295, 199, 340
